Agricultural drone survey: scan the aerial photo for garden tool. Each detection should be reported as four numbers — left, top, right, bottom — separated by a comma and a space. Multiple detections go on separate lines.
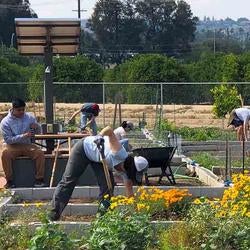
65, 118, 92, 132
81, 119, 93, 131
50, 140, 61, 187
94, 137, 113, 215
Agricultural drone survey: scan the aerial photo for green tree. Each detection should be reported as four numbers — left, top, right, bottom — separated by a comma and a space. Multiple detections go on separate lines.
0, 57, 29, 101
211, 84, 241, 119
220, 53, 239, 82
104, 54, 187, 103
26, 56, 104, 103
27, 64, 44, 101
0, 45, 30, 66
88, 0, 143, 63
0, 0, 37, 46
53, 56, 104, 102
89, 0, 197, 63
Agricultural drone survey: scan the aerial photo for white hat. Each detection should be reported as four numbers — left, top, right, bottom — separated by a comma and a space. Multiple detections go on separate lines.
134, 156, 148, 183
134, 156, 148, 172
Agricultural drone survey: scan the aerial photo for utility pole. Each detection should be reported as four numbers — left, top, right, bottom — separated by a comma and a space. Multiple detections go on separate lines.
72, 0, 87, 19
78, 0, 81, 19
213, 28, 216, 54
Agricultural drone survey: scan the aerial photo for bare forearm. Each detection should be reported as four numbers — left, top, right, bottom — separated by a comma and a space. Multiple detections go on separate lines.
124, 180, 134, 197
99, 126, 122, 152
244, 123, 248, 141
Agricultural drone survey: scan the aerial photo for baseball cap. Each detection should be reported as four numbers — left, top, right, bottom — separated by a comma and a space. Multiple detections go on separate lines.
126, 121, 134, 130
92, 103, 100, 111
134, 156, 148, 183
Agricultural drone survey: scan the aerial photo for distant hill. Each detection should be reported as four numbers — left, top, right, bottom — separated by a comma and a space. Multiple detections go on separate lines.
197, 17, 250, 41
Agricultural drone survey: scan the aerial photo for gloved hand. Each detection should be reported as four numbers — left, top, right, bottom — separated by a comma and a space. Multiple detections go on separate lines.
97, 199, 111, 216
94, 135, 105, 148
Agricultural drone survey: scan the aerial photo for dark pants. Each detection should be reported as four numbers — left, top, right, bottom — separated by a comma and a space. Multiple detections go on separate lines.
50, 139, 114, 220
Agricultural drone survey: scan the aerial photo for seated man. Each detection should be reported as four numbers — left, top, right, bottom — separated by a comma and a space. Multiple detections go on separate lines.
0, 98, 45, 188
68, 103, 100, 135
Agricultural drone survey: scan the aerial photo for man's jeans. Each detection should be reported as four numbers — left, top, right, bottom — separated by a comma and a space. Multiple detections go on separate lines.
50, 139, 114, 220
80, 112, 98, 135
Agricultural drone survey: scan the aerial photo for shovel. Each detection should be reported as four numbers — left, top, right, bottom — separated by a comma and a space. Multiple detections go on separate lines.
94, 137, 113, 214
50, 140, 61, 187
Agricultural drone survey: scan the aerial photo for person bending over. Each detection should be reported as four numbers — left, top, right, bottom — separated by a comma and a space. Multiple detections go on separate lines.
49, 126, 148, 221
114, 121, 134, 151
68, 103, 100, 135
114, 121, 134, 140
228, 107, 250, 142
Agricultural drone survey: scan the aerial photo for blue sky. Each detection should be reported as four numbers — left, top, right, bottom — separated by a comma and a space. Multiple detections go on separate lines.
29, 0, 250, 20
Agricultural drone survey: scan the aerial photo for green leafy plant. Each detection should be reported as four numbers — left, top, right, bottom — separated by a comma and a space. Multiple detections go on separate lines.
0, 188, 12, 202
191, 152, 224, 170
211, 84, 241, 119
88, 208, 152, 250
29, 212, 77, 250
159, 200, 250, 250
0, 215, 31, 250
157, 120, 236, 142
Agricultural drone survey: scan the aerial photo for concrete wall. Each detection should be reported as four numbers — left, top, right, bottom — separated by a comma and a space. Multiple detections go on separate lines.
12, 156, 98, 187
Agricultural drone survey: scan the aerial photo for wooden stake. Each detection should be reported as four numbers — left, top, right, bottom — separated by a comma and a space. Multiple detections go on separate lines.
50, 140, 60, 187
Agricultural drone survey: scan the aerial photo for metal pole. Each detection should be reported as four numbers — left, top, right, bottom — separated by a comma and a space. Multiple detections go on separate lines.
160, 83, 163, 121
229, 146, 232, 180
44, 27, 53, 124
103, 83, 105, 127
225, 136, 228, 181
242, 138, 245, 174
44, 36, 54, 153
44, 52, 53, 124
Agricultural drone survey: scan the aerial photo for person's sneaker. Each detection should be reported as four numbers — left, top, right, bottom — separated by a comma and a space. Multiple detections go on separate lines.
34, 179, 45, 188
48, 211, 60, 221
4, 180, 15, 189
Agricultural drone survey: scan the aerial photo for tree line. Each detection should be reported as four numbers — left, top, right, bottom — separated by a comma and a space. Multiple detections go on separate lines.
1, 49, 250, 105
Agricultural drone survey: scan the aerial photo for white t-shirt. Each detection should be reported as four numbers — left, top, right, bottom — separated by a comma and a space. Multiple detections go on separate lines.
114, 126, 126, 140
235, 108, 250, 123
83, 136, 129, 182
83, 136, 128, 170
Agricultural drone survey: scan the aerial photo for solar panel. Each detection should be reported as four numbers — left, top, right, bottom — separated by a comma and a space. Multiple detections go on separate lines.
15, 18, 80, 55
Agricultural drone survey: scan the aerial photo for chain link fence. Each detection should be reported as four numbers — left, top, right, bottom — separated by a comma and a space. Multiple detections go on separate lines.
0, 82, 237, 129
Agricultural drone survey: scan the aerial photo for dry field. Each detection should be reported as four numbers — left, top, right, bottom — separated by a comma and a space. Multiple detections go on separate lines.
0, 102, 224, 129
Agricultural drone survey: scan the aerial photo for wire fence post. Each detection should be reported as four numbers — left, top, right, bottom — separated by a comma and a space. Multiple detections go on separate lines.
102, 83, 105, 127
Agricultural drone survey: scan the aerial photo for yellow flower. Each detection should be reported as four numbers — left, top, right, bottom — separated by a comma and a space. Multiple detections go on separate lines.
104, 194, 109, 199
193, 198, 202, 205
137, 203, 146, 211
110, 202, 118, 210
35, 202, 43, 208
22, 202, 30, 207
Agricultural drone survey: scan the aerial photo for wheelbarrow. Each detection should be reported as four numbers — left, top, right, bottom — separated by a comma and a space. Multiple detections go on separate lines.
132, 146, 176, 185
